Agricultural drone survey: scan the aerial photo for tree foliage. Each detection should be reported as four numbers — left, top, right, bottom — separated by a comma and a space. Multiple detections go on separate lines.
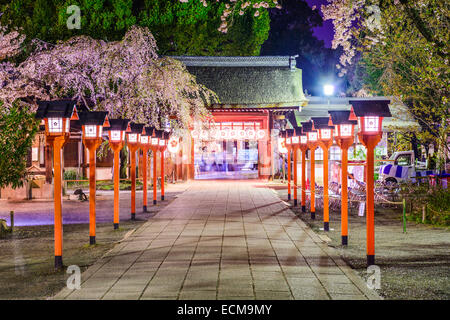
0, 26, 216, 129
322, 0, 449, 168
0, 102, 38, 189
0, 0, 271, 56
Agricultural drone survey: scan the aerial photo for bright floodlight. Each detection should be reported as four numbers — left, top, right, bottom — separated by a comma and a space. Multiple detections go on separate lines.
323, 84, 334, 96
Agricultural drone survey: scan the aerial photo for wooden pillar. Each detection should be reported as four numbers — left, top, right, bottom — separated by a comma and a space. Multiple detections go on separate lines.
319, 140, 332, 231
293, 147, 298, 206
287, 147, 291, 200
142, 148, 148, 212
83, 139, 102, 245
341, 145, 350, 245
301, 147, 307, 213
88, 147, 96, 244
161, 149, 165, 201
129, 145, 139, 220
153, 149, 158, 204
52, 136, 65, 269
310, 145, 317, 219
360, 134, 381, 266
110, 144, 122, 229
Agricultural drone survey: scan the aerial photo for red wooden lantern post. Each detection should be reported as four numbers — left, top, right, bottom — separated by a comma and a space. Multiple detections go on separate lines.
329, 111, 357, 245
105, 119, 129, 229
159, 132, 168, 201
79, 111, 109, 245
352, 100, 391, 266
291, 131, 300, 206
127, 123, 144, 220
285, 130, 294, 201
302, 121, 319, 219
36, 100, 78, 269
312, 117, 334, 231
150, 129, 163, 205
299, 134, 308, 213
140, 128, 152, 212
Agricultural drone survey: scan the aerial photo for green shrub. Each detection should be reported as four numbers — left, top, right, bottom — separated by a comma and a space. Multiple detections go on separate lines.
407, 185, 450, 226
63, 169, 77, 181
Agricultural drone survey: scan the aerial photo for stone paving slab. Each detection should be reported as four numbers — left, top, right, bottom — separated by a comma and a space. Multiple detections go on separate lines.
54, 180, 381, 300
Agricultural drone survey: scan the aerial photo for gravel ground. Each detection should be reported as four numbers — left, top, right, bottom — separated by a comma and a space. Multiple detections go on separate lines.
271, 182, 450, 300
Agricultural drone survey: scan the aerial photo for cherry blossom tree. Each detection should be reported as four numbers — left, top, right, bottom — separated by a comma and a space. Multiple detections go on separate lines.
0, 26, 217, 129
321, 0, 449, 168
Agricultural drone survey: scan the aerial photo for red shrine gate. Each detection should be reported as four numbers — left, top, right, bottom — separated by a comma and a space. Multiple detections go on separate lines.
190, 110, 272, 180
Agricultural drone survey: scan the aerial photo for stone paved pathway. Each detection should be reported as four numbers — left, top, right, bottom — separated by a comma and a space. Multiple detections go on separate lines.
54, 180, 380, 300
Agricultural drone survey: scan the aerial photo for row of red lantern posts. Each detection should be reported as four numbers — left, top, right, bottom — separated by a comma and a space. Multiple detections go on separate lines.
282, 100, 391, 266
36, 100, 179, 269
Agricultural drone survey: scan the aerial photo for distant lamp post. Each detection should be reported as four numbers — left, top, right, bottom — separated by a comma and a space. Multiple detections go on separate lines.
35, 100, 78, 270
352, 100, 391, 266
329, 111, 357, 245
105, 119, 129, 230
140, 127, 152, 213
127, 123, 145, 220
312, 117, 334, 231
159, 132, 169, 201
323, 84, 334, 96
79, 111, 109, 245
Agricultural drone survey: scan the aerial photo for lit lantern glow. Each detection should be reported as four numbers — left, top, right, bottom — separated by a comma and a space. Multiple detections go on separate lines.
256, 129, 266, 140
167, 136, 180, 153
110, 130, 124, 142
140, 135, 149, 144
300, 135, 307, 144
229, 129, 238, 140
320, 128, 332, 140
340, 124, 353, 137
84, 125, 97, 138
220, 129, 230, 140
128, 134, 138, 143
364, 116, 379, 132
237, 129, 246, 140
307, 131, 318, 142
246, 129, 256, 140
48, 118, 64, 133
278, 138, 288, 154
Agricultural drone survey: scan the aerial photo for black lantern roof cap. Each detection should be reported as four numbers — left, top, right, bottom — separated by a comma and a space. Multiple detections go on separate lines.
300, 122, 313, 133
311, 117, 333, 130
129, 123, 145, 134
35, 99, 77, 119
78, 111, 108, 126
143, 126, 156, 137
351, 100, 392, 117
329, 111, 358, 125
154, 129, 165, 139
285, 129, 295, 138
104, 119, 130, 131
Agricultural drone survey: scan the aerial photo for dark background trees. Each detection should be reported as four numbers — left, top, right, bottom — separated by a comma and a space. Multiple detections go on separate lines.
260, 0, 342, 96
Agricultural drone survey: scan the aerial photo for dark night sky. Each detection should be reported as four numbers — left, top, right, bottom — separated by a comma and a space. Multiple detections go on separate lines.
304, 0, 334, 48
